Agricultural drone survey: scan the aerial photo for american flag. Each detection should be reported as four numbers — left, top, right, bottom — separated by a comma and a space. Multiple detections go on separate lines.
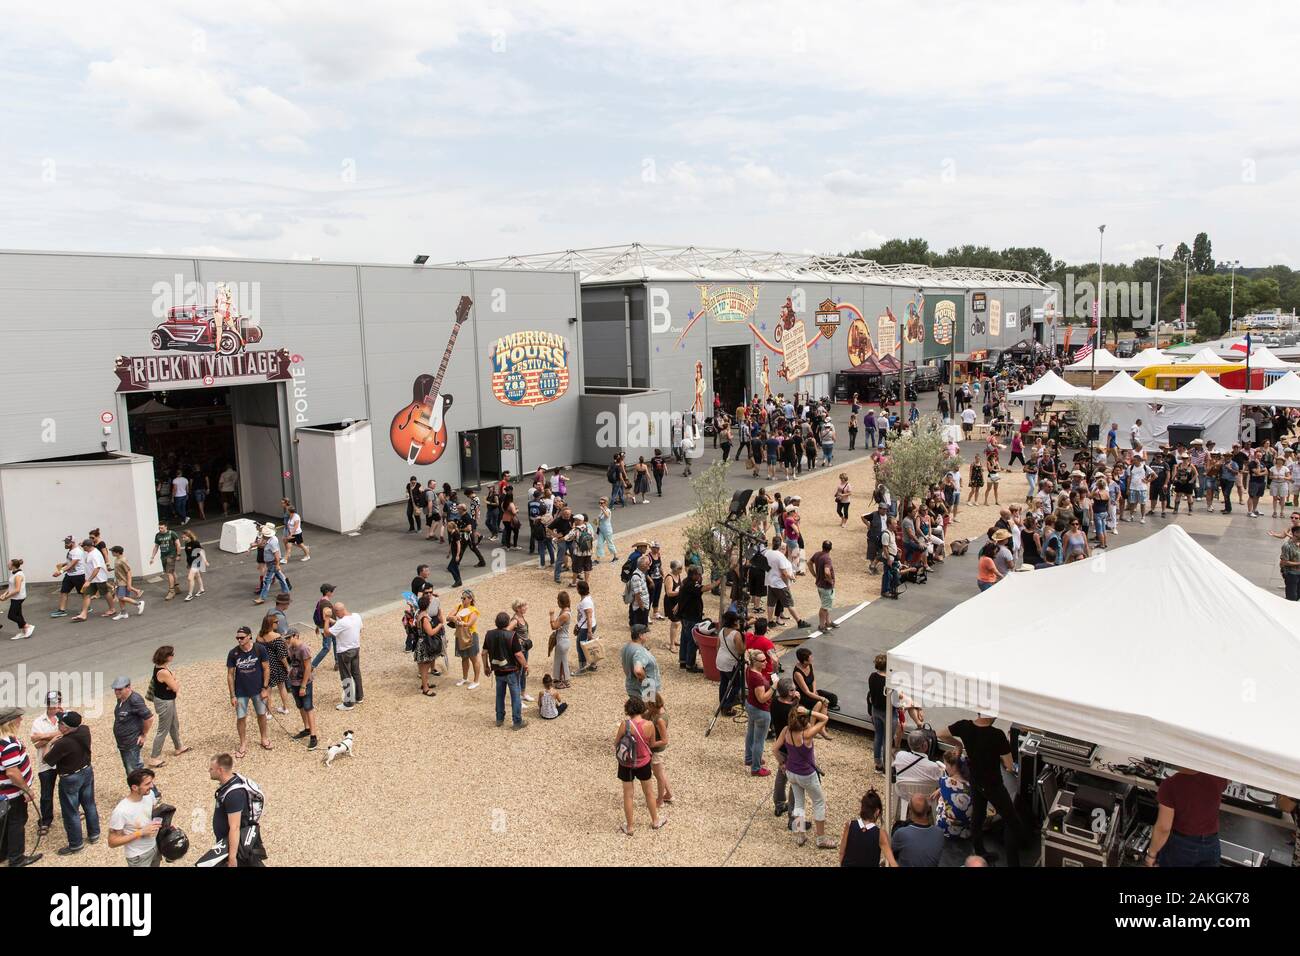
1075, 343, 1094, 361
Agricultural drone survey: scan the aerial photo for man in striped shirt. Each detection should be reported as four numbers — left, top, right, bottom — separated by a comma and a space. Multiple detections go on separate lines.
1, 707, 42, 866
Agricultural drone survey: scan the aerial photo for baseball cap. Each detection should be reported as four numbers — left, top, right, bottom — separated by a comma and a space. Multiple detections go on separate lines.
45, 691, 62, 706
58, 711, 83, 728
236, 626, 253, 637
110, 676, 132, 690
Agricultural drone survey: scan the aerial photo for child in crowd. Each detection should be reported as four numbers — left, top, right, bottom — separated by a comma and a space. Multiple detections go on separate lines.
539, 674, 567, 719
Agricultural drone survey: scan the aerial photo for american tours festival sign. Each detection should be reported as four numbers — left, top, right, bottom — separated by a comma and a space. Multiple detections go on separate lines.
489, 330, 571, 407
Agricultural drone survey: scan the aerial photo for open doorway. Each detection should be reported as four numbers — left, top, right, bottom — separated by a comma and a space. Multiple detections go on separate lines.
124, 382, 287, 523
711, 344, 750, 415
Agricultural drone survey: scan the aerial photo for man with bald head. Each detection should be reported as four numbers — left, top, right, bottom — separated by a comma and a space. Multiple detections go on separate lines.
322, 600, 363, 711
891, 793, 945, 867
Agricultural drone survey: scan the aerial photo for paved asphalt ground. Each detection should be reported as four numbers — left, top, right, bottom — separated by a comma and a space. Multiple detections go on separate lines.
1, 395, 911, 686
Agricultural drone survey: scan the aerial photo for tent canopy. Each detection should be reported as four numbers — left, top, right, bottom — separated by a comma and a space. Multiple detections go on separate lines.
1242, 345, 1295, 371
1171, 370, 1239, 403
1187, 347, 1241, 367
1249, 370, 1300, 407
840, 356, 890, 375
888, 525, 1300, 796
1091, 370, 1156, 399
1126, 347, 1168, 369
1007, 370, 1082, 400
1065, 347, 1128, 370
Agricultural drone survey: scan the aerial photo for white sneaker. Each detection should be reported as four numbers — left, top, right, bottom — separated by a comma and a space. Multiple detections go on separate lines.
467, 682, 479, 690
23, 625, 34, 638
455, 679, 467, 686
1140, 518, 1146, 524
522, 694, 536, 702
184, 594, 194, 602
112, 613, 128, 621
301, 555, 311, 562
9, 632, 27, 640
137, 601, 145, 615
336, 703, 354, 711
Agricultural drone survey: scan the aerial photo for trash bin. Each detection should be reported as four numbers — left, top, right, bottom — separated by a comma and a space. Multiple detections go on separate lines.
1166, 424, 1205, 447
693, 620, 721, 682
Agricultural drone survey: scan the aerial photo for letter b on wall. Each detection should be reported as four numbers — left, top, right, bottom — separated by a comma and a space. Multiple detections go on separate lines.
650, 287, 671, 334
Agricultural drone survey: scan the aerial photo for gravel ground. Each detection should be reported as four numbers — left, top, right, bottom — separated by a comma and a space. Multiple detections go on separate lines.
32, 453, 1024, 867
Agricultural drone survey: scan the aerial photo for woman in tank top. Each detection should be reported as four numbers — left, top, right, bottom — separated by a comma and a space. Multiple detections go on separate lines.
839, 788, 896, 867
147, 645, 189, 767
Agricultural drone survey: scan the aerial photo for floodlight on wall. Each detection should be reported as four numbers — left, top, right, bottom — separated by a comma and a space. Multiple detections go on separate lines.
412, 255, 429, 265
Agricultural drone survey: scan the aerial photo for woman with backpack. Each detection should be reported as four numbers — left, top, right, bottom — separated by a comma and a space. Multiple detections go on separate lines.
614, 696, 665, 835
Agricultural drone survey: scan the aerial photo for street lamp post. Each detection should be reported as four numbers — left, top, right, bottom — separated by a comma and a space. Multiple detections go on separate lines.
1182, 256, 1190, 338
1154, 243, 1164, 338
1092, 224, 1105, 390
1228, 259, 1240, 333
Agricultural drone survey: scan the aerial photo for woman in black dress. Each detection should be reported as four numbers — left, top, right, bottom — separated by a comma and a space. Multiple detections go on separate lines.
838, 789, 896, 867
404, 476, 423, 533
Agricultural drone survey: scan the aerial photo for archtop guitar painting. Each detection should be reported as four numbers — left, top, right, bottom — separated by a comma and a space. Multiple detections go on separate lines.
389, 295, 472, 465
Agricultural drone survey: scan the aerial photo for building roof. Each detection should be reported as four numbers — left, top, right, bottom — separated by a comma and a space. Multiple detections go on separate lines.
442, 243, 1049, 290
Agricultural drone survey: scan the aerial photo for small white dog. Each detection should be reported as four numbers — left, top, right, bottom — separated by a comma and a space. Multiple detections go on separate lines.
323, 730, 355, 767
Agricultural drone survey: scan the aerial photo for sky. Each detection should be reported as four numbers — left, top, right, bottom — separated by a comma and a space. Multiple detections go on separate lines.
3, 0, 1299, 268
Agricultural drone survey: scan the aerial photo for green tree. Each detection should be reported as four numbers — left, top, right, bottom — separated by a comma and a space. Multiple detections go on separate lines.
681, 460, 735, 619
875, 415, 959, 507
1191, 232, 1214, 275
1172, 242, 1191, 264
847, 237, 933, 265
1194, 308, 1222, 341
999, 246, 1055, 278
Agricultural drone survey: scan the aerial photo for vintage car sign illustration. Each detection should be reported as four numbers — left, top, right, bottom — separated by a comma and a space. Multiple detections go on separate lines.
115, 284, 290, 393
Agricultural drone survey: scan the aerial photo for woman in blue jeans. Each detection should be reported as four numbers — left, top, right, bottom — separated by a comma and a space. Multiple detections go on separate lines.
743, 650, 773, 776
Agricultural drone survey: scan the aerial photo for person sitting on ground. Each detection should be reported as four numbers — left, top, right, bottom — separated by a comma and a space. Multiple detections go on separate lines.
538, 674, 567, 720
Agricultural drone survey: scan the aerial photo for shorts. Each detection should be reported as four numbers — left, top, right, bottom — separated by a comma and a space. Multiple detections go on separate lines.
1173, 483, 1194, 496
193, 490, 206, 502
236, 695, 268, 718
116, 585, 130, 598
1273, 482, 1289, 498
571, 555, 592, 573
162, 555, 177, 574
1249, 481, 1266, 499
988, 473, 1000, 483
817, 587, 835, 610
289, 534, 304, 545
291, 682, 314, 711
1127, 488, 1148, 504
87, 581, 110, 597
962, 423, 973, 435
617, 761, 653, 782
768, 588, 793, 611
60, 574, 86, 594
455, 634, 481, 658
651, 751, 665, 767
784, 537, 799, 553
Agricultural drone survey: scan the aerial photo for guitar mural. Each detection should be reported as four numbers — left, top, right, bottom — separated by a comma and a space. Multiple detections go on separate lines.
389, 295, 472, 465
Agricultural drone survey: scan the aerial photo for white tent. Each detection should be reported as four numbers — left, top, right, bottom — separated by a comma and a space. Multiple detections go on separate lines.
1242, 345, 1295, 371
1065, 347, 1129, 371
1091, 370, 1156, 399
1125, 347, 1167, 369
1007, 370, 1083, 401
1171, 370, 1239, 402
1188, 347, 1241, 367
1248, 370, 1300, 408
888, 525, 1300, 796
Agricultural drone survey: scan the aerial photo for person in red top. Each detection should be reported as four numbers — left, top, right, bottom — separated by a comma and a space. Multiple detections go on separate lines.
744, 650, 773, 776
743, 617, 778, 677
1147, 768, 1227, 867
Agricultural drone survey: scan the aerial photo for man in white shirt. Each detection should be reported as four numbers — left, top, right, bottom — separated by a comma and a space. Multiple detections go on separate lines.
893, 731, 944, 786
108, 767, 162, 867
960, 406, 978, 439
76, 538, 117, 622
763, 538, 808, 629
30, 691, 63, 837
218, 464, 239, 515
574, 581, 598, 675
1125, 459, 1154, 524
52, 535, 87, 618
323, 602, 363, 710
171, 470, 191, 525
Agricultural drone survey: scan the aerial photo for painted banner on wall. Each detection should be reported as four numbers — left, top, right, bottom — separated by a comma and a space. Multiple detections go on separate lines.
489, 330, 571, 407
779, 320, 809, 380
699, 284, 760, 323
877, 310, 897, 356
933, 300, 956, 346
989, 299, 1002, 337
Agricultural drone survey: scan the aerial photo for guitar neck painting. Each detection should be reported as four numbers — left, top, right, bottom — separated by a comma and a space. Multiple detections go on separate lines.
389, 295, 472, 466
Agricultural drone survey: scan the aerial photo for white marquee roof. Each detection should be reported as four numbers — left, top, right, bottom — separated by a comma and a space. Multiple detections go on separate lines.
442, 243, 1050, 290
889, 525, 1300, 796
1065, 347, 1130, 370
1007, 370, 1082, 400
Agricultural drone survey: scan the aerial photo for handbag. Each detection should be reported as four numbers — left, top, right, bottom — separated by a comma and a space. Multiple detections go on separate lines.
546, 629, 558, 655
455, 622, 474, 651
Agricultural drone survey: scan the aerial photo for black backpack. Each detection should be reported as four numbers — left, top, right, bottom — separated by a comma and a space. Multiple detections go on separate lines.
619, 555, 638, 583
607, 463, 619, 483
